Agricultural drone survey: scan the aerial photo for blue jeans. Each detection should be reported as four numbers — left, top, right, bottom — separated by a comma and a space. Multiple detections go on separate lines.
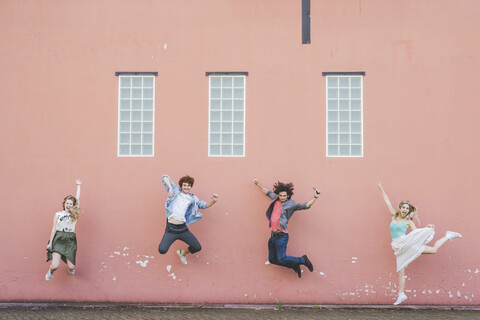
268, 233, 305, 269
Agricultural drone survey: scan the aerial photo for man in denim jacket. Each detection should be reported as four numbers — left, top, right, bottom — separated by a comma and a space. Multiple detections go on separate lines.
254, 179, 320, 278
159, 174, 218, 265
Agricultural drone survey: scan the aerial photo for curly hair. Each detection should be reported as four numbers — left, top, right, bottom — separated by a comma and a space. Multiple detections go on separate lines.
272, 181, 294, 199
178, 175, 195, 187
62, 195, 80, 222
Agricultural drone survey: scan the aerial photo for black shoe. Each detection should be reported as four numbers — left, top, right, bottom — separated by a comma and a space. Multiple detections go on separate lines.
302, 255, 314, 272
293, 265, 302, 278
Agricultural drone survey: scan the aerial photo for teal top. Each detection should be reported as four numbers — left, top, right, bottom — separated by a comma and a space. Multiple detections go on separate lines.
390, 219, 408, 239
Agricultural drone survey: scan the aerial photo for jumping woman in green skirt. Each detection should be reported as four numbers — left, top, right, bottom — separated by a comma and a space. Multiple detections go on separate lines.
45, 179, 82, 281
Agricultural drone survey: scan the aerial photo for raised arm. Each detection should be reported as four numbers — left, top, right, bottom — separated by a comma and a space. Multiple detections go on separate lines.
253, 179, 269, 194
205, 194, 219, 208
377, 182, 396, 217
75, 179, 82, 206
306, 187, 321, 208
163, 176, 174, 198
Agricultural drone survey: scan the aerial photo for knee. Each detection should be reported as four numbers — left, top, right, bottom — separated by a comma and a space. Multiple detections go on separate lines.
189, 244, 202, 254
158, 246, 168, 255
49, 264, 59, 271
276, 256, 287, 264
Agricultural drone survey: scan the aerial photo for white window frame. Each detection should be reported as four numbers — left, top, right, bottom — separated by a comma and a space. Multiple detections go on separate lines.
325, 75, 364, 157
208, 75, 246, 157
117, 75, 155, 157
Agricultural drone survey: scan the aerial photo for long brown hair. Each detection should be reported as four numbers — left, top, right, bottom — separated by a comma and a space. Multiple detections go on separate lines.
62, 195, 80, 222
395, 200, 417, 221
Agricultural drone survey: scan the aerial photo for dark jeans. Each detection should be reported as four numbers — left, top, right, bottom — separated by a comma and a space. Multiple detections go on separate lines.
158, 222, 202, 254
268, 233, 305, 269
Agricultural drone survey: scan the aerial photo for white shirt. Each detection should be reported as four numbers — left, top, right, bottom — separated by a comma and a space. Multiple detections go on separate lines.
55, 211, 77, 232
168, 192, 194, 222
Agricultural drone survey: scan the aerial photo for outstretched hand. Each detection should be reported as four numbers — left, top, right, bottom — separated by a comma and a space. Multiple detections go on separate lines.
313, 187, 321, 196
76, 179, 82, 186
377, 181, 383, 190
212, 194, 219, 202
253, 179, 259, 185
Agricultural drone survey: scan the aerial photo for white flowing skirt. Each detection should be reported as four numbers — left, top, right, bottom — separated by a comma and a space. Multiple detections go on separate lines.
391, 227, 435, 272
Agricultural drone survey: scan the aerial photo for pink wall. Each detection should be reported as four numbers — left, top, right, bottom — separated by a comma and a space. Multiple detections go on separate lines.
1, 0, 479, 305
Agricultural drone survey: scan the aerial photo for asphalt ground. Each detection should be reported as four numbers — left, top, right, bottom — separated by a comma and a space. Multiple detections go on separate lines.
0, 305, 479, 320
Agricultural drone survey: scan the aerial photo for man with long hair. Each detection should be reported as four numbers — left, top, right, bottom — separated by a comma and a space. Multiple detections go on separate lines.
254, 179, 320, 278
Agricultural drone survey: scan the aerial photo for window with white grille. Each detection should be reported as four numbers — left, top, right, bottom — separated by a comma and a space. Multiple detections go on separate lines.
208, 75, 246, 157
117, 75, 155, 157
326, 75, 363, 157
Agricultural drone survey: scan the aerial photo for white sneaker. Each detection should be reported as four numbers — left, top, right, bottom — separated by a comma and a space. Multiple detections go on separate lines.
68, 269, 75, 275
446, 231, 462, 240
45, 270, 53, 281
177, 250, 187, 265
394, 292, 407, 305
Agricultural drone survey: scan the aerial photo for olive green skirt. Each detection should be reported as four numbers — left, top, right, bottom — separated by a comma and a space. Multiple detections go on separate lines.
46, 231, 77, 265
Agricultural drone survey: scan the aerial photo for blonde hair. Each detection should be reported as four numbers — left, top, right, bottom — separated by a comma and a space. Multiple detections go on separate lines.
62, 195, 80, 222
395, 200, 417, 221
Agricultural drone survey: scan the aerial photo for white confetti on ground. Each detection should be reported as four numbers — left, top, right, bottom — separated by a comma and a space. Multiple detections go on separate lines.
166, 265, 172, 272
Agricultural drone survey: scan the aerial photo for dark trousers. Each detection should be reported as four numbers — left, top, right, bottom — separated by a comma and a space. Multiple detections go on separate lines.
158, 222, 202, 254
268, 233, 305, 269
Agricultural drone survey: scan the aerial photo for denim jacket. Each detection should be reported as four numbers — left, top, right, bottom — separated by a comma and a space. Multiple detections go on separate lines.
162, 175, 207, 226
265, 190, 309, 231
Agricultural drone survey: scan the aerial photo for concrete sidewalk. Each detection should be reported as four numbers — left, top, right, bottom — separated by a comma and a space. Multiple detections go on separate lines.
0, 304, 479, 320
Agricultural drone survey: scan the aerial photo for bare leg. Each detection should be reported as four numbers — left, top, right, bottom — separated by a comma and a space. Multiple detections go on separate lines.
66, 259, 75, 274
398, 268, 406, 293
394, 268, 408, 305
49, 252, 62, 274
423, 236, 449, 254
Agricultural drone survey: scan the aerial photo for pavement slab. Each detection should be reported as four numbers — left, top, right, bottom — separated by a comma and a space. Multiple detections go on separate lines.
0, 305, 479, 320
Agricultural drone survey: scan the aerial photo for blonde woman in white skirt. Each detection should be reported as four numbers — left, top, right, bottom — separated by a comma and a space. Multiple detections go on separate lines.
377, 182, 462, 305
